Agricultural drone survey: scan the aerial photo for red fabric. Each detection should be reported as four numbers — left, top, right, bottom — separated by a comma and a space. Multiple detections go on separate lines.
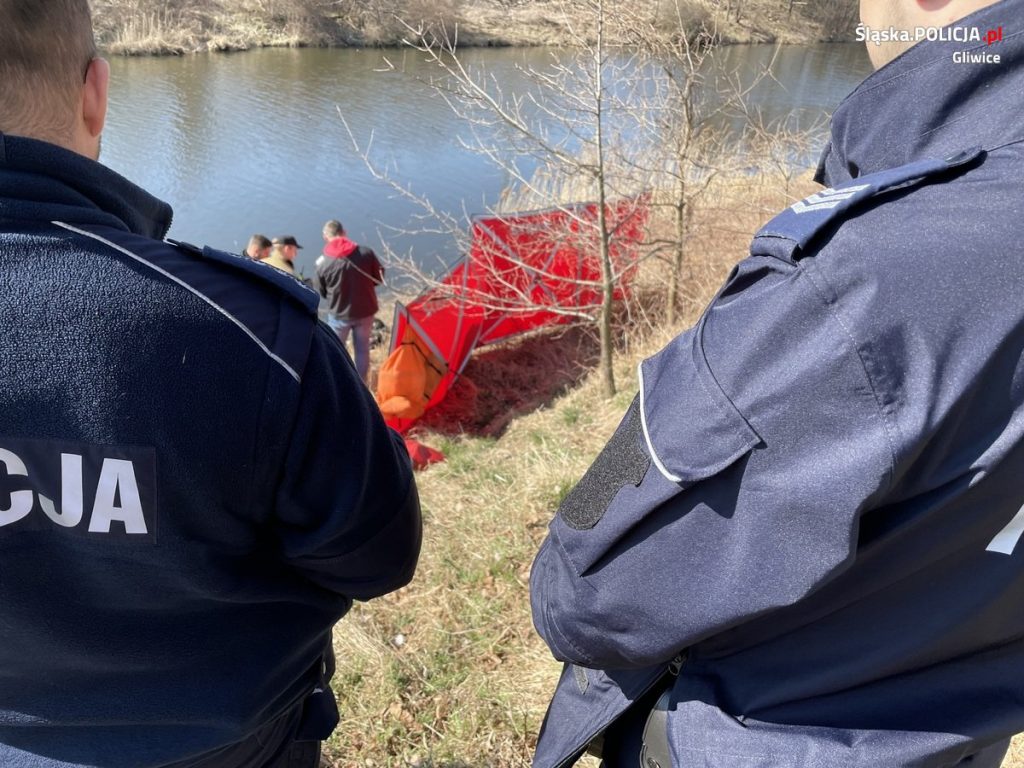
382, 195, 649, 433
323, 236, 358, 259
403, 437, 446, 470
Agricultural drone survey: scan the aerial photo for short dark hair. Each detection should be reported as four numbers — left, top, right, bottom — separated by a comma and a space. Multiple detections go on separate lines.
0, 0, 97, 142
247, 234, 272, 251
323, 220, 344, 238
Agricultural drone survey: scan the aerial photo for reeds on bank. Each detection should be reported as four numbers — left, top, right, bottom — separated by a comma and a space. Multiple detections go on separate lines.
90, 0, 847, 55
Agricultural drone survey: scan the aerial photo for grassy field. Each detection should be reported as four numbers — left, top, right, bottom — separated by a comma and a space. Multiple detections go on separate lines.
317, 169, 1024, 767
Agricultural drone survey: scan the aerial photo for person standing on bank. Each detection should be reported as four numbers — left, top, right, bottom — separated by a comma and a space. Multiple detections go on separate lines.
244, 233, 271, 261
0, 3, 421, 767
314, 219, 384, 384
264, 235, 302, 276
530, 1, 1024, 767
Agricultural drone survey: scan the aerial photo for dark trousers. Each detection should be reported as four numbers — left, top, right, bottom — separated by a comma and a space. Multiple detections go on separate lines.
165, 702, 321, 768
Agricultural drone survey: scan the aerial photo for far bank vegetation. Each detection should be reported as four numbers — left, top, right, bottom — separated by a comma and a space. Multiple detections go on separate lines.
90, 0, 859, 55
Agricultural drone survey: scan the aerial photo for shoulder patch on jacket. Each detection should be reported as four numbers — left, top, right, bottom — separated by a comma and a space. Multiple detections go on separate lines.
752, 147, 984, 262
168, 239, 319, 315
559, 396, 650, 530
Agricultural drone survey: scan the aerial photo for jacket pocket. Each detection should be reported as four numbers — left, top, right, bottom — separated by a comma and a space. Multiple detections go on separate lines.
638, 320, 761, 485
553, 323, 761, 578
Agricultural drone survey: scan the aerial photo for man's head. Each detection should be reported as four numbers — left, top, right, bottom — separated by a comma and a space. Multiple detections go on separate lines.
860, 0, 1003, 68
271, 236, 302, 262
0, 0, 108, 159
323, 220, 345, 242
246, 234, 272, 260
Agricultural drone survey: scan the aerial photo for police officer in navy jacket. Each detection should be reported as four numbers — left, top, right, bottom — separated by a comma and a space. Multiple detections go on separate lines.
531, 0, 1024, 766
0, 2, 420, 766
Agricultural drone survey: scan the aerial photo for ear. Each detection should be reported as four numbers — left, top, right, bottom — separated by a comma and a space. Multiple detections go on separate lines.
81, 57, 109, 141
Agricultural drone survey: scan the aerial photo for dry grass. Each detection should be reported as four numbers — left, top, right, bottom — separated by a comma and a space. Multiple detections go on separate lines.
326, 346, 642, 767
1007, 739, 1024, 768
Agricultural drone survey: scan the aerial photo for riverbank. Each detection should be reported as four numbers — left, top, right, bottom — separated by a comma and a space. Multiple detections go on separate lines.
316, 164, 1024, 766
319, 169, 791, 766
90, 0, 858, 56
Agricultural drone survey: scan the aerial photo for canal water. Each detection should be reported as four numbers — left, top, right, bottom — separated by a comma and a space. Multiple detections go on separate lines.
102, 43, 872, 277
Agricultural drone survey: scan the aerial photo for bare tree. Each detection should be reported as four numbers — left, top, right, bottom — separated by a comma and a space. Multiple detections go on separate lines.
343, 0, 660, 398
605, 2, 800, 327
804, 0, 860, 40
340, 0, 821, 399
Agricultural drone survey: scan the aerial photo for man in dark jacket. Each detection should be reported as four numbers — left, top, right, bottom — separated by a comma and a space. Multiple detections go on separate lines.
530, 1, 1024, 767
244, 233, 271, 261
314, 219, 384, 384
0, 3, 421, 767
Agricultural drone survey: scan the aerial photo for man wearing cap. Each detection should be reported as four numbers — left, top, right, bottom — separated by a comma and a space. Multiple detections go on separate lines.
264, 235, 302, 276
0, 2, 421, 767
530, 0, 1024, 767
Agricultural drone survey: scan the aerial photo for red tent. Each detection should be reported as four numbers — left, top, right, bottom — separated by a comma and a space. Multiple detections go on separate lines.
375, 195, 650, 434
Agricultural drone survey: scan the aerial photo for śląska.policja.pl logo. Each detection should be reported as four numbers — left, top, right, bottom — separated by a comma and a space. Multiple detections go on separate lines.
856, 23, 1006, 65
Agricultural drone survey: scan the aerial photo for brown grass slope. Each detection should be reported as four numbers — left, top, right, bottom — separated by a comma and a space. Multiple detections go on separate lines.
324, 170, 1024, 767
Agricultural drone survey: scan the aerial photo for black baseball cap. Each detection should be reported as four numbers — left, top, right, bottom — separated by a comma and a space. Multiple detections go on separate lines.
272, 236, 303, 248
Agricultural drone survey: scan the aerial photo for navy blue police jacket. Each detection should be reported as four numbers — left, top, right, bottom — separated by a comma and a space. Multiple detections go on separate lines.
0, 133, 421, 766
531, 2, 1024, 766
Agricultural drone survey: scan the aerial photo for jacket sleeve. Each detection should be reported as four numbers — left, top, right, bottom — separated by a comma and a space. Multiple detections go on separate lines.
530, 255, 894, 669
272, 323, 421, 600
311, 265, 327, 300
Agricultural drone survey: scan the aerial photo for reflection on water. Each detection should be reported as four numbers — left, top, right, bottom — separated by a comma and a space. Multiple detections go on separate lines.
103, 44, 871, 276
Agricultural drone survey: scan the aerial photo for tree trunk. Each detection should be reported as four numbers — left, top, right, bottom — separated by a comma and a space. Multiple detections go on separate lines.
594, 0, 615, 398
666, 183, 686, 328
598, 216, 616, 399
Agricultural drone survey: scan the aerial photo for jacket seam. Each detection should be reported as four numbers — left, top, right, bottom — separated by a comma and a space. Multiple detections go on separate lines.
51, 221, 302, 383
798, 263, 898, 493
546, 600, 594, 668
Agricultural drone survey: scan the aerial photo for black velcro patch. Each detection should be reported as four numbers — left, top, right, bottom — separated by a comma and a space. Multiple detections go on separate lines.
559, 396, 650, 530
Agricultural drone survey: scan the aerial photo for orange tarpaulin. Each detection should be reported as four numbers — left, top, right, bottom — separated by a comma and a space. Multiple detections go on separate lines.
375, 324, 447, 423
376, 195, 650, 436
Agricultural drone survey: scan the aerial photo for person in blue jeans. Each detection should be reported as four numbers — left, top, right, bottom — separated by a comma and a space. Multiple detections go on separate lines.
314, 219, 384, 384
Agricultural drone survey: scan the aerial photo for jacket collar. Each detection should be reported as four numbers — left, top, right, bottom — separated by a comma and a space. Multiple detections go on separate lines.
817, 0, 1024, 187
0, 133, 173, 240
324, 236, 358, 259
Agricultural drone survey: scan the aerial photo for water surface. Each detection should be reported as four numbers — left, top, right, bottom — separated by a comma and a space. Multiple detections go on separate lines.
103, 44, 872, 277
